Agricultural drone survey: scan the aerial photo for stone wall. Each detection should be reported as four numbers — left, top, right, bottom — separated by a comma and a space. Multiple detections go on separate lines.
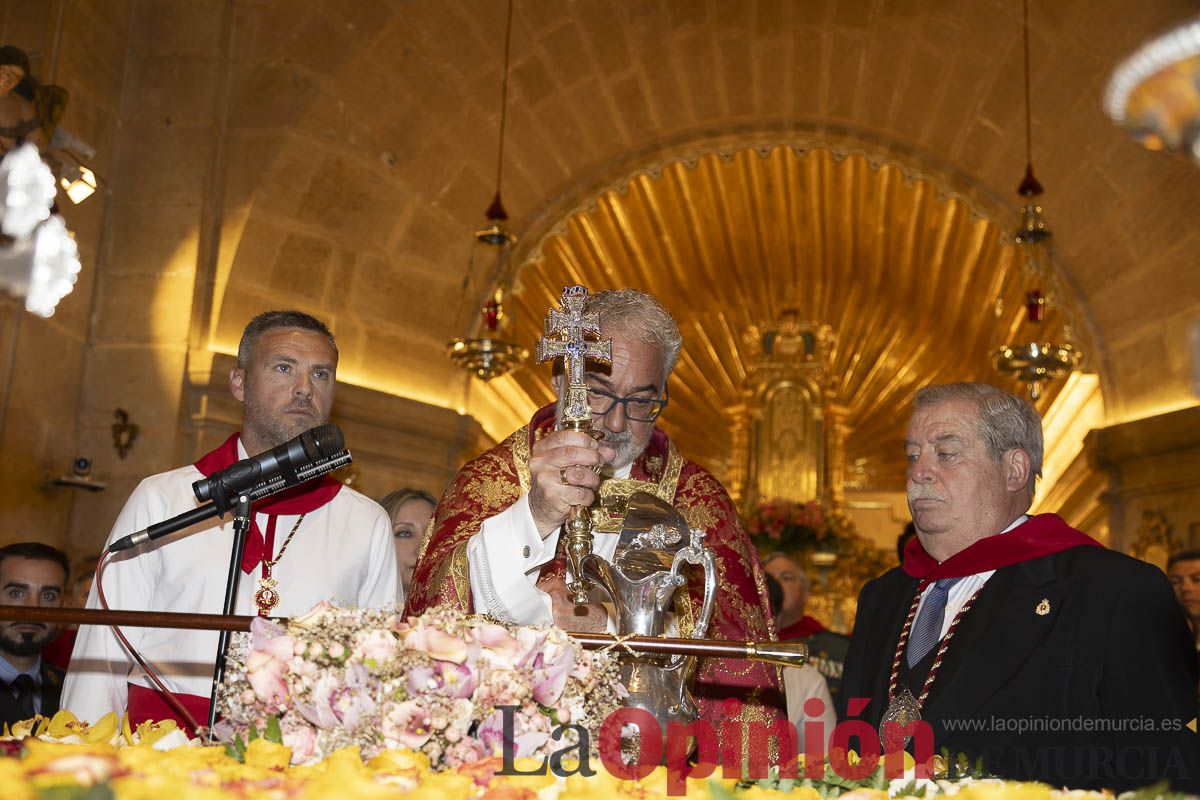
0, 1, 131, 550
1087, 406, 1200, 558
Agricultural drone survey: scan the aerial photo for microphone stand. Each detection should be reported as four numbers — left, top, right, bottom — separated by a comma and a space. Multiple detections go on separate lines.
206, 492, 251, 741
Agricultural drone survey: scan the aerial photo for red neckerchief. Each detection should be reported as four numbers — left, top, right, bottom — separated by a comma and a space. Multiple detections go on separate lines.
777, 615, 825, 640
193, 433, 342, 574
527, 403, 670, 482
902, 513, 1102, 587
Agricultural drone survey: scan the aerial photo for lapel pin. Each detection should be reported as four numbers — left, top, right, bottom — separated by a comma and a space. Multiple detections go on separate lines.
1035, 598, 1051, 616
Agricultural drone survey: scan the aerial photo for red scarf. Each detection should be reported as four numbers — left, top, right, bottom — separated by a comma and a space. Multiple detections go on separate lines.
193, 433, 342, 574
777, 615, 826, 640
902, 513, 1101, 587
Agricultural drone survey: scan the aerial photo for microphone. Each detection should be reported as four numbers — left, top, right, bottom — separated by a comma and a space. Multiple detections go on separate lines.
192, 423, 345, 511
106, 425, 351, 554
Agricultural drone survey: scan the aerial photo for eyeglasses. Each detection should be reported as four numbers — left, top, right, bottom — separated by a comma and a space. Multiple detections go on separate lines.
586, 383, 669, 423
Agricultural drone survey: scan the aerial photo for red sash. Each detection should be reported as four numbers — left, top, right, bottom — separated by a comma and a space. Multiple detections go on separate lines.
194, 434, 342, 574
902, 513, 1102, 586
127, 683, 209, 738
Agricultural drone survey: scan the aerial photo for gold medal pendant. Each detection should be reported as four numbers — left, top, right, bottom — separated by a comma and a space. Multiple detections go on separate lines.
881, 687, 922, 752
255, 564, 280, 616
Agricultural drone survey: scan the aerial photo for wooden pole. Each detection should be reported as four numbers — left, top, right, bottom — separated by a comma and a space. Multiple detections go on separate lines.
0, 606, 807, 667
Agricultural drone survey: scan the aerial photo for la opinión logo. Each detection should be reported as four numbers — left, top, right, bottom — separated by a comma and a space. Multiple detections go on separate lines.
497, 697, 937, 795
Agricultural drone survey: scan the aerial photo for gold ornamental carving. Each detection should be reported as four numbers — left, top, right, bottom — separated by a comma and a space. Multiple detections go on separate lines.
1128, 508, 1180, 571
736, 312, 845, 510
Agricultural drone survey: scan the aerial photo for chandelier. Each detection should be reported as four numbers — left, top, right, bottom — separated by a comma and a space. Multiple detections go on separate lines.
446, 0, 526, 381
992, 0, 1081, 401
1104, 16, 1200, 164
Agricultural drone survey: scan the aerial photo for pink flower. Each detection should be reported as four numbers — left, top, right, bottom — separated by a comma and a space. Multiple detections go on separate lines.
475, 624, 521, 666
443, 737, 486, 769
381, 700, 433, 750
245, 634, 295, 712
405, 626, 469, 663
352, 629, 396, 665
290, 600, 334, 630
281, 719, 318, 763
527, 641, 574, 707
405, 661, 477, 699
249, 616, 288, 649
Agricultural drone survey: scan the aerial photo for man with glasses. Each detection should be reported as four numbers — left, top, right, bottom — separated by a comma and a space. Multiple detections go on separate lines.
406, 288, 784, 726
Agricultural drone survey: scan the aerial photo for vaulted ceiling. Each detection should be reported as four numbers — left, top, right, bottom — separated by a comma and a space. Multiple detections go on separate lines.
201, 0, 1200, 486
505, 145, 1072, 488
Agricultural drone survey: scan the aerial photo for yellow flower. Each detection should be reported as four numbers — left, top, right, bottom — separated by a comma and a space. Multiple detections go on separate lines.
19, 741, 120, 788
956, 781, 1055, 800
0, 760, 36, 800
366, 747, 431, 774
41, 709, 119, 744
836, 790, 888, 800
6, 715, 45, 739
243, 737, 293, 771
399, 769, 477, 800
737, 787, 812, 800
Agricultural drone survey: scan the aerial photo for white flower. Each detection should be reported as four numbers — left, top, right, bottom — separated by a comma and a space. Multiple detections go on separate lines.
0, 143, 55, 238
23, 214, 81, 317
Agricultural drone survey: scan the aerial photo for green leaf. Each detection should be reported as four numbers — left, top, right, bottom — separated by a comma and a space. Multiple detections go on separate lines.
247, 723, 259, 742
1118, 780, 1190, 800
225, 733, 247, 762
38, 783, 115, 800
707, 779, 738, 800
264, 715, 283, 744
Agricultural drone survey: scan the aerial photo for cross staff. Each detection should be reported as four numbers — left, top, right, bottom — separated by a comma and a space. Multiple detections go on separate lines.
536, 285, 612, 425
535, 285, 612, 605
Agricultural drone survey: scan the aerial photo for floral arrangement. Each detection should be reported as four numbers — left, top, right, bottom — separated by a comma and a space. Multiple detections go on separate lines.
743, 499, 858, 558
0, 728, 1172, 800
214, 603, 628, 768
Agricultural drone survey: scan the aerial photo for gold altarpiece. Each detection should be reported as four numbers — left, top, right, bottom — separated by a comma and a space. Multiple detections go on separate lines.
728, 312, 847, 511
728, 312, 882, 633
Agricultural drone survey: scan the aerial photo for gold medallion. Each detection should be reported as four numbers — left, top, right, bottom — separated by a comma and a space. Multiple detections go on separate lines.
1035, 598, 1050, 616
880, 687, 922, 752
255, 572, 279, 616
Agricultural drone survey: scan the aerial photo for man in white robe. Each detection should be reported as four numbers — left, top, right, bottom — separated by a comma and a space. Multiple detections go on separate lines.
63, 311, 396, 728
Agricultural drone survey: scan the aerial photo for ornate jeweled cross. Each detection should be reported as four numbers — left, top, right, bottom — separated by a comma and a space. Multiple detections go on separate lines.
536, 285, 612, 423
536, 285, 612, 604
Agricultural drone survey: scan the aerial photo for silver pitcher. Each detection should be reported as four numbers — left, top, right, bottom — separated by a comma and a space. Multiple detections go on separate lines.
580, 491, 718, 730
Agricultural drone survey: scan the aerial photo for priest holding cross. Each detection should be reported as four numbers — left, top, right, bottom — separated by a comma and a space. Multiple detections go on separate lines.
407, 286, 786, 729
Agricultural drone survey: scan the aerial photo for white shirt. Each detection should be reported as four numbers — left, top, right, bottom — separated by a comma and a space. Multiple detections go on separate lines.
782, 664, 837, 751
62, 443, 397, 723
467, 464, 632, 625
913, 514, 1029, 640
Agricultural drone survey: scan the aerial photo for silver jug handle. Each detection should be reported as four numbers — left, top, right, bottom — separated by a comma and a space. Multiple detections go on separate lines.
663, 528, 718, 669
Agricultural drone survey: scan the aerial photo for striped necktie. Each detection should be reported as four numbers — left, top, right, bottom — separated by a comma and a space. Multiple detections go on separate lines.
906, 577, 961, 668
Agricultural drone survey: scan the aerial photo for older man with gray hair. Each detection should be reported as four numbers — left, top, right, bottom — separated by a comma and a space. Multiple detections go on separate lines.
406, 287, 784, 729
841, 382, 1198, 792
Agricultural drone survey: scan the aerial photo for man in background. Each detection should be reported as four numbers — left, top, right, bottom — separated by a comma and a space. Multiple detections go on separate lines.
1168, 548, 1200, 696
0, 542, 68, 728
764, 551, 849, 708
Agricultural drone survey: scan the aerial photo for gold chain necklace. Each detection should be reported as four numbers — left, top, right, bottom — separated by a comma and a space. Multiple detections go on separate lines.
879, 580, 980, 751
254, 514, 305, 617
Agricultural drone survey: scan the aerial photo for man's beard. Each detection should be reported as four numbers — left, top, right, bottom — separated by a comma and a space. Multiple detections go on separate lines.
554, 395, 649, 471
0, 625, 55, 657
598, 426, 647, 471
243, 395, 322, 448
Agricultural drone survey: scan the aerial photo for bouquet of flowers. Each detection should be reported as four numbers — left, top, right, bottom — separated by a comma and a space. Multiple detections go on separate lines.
743, 499, 859, 557
215, 603, 627, 768
745, 499, 828, 545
